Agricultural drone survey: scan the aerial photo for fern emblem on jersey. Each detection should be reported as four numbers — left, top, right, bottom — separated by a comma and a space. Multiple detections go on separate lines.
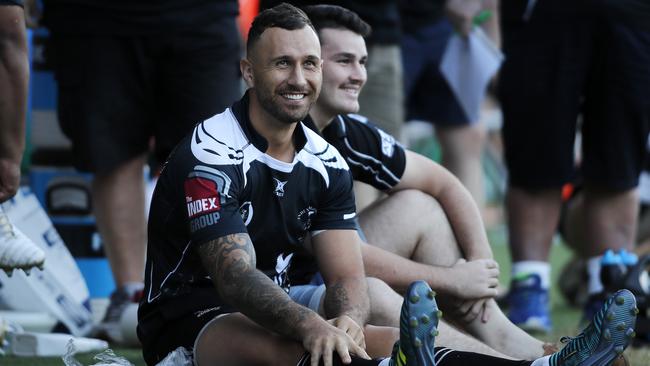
274, 253, 294, 293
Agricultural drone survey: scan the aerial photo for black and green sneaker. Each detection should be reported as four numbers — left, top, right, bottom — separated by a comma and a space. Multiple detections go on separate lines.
389, 281, 441, 366
549, 289, 638, 366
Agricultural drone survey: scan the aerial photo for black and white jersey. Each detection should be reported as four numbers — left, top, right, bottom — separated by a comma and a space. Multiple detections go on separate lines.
305, 114, 407, 191
139, 93, 357, 327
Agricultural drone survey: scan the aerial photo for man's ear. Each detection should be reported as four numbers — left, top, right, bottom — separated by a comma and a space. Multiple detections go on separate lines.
241, 58, 254, 88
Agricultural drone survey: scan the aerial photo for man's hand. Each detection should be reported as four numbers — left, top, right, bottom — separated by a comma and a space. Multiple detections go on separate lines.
454, 297, 491, 324
445, 0, 483, 36
328, 315, 366, 350
447, 258, 499, 299
0, 158, 20, 203
302, 316, 370, 366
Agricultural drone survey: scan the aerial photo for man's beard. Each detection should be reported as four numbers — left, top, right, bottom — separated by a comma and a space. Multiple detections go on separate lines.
258, 90, 313, 124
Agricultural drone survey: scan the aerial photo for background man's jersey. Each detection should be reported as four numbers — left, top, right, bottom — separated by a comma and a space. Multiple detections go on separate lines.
139, 93, 357, 329
305, 114, 407, 191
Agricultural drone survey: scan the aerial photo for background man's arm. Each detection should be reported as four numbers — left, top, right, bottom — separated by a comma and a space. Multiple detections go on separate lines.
0, 5, 28, 203
312, 229, 370, 326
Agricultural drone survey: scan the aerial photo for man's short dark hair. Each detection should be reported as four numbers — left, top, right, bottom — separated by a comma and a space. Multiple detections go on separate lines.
247, 3, 315, 56
302, 4, 371, 38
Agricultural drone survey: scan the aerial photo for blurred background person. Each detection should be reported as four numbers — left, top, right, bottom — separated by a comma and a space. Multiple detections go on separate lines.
40, 0, 242, 341
0, 0, 45, 274
400, 0, 500, 209
499, 0, 650, 333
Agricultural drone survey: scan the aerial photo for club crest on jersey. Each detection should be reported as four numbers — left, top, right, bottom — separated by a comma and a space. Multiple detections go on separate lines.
297, 206, 317, 231
273, 177, 288, 197
240, 201, 253, 226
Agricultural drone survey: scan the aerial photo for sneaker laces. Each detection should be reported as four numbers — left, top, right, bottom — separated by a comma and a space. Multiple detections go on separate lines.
0, 208, 16, 242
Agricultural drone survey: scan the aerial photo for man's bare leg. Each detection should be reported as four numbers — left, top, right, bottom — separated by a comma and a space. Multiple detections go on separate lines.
583, 186, 638, 257
92, 153, 147, 288
359, 190, 546, 359
437, 124, 486, 207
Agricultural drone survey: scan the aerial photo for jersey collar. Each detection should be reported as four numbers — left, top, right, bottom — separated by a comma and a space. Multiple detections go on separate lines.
231, 90, 308, 153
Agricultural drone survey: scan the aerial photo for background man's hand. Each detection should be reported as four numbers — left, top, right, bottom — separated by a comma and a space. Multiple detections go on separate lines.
447, 258, 500, 299
445, 0, 483, 36
0, 158, 20, 203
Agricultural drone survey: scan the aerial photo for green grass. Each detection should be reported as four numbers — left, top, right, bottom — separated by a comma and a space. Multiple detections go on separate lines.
5, 228, 650, 365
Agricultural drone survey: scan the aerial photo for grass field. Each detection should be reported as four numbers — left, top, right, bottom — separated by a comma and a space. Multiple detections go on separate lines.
5, 226, 650, 365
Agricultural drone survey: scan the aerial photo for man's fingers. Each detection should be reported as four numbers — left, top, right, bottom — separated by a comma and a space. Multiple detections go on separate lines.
348, 339, 370, 360
481, 301, 491, 323
335, 339, 352, 364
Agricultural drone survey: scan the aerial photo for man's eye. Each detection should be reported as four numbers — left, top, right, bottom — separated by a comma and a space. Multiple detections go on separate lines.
338, 59, 351, 65
276, 60, 289, 67
304, 60, 317, 68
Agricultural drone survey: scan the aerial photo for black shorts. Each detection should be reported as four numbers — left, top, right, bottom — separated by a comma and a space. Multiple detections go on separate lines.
499, 2, 650, 190
402, 18, 471, 126
138, 304, 235, 366
49, 20, 242, 174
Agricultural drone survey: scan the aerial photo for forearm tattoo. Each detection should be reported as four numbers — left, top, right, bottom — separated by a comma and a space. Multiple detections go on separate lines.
198, 234, 314, 337
324, 282, 368, 325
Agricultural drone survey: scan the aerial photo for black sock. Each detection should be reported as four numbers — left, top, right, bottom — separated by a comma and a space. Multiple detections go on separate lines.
434, 347, 533, 366
296, 352, 380, 366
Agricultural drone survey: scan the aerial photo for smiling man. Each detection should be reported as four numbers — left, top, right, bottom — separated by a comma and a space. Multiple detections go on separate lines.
135, 4, 437, 366
298, 4, 639, 366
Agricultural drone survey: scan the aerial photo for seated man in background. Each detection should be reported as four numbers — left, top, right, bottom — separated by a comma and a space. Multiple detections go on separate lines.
299, 4, 633, 362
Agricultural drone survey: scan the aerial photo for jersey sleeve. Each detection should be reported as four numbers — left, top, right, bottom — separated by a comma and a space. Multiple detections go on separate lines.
331, 115, 406, 191
310, 166, 358, 232
182, 163, 248, 246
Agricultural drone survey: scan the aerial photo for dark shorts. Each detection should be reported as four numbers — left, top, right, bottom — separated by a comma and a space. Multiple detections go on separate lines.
138, 304, 235, 366
499, 2, 650, 190
402, 18, 471, 126
49, 19, 242, 174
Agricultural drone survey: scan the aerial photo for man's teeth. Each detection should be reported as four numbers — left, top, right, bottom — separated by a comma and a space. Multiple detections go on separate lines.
284, 94, 305, 100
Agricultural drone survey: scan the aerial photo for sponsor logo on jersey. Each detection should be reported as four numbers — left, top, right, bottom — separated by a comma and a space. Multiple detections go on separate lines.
189, 212, 221, 232
240, 201, 253, 226
273, 177, 288, 197
377, 128, 395, 157
184, 177, 221, 219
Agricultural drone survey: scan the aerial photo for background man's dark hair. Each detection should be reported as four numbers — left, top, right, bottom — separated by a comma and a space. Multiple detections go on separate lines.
247, 3, 315, 56
302, 4, 371, 38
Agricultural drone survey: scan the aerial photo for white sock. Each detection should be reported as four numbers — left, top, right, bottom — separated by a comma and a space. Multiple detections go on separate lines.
378, 358, 391, 366
512, 261, 551, 289
587, 255, 604, 295
530, 355, 550, 366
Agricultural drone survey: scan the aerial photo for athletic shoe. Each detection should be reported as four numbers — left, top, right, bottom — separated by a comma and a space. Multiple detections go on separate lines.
0, 207, 45, 275
93, 285, 143, 343
549, 289, 637, 366
508, 273, 552, 333
389, 281, 441, 366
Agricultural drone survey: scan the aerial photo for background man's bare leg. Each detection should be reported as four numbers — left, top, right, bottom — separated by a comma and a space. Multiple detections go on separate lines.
359, 190, 545, 359
92, 154, 147, 287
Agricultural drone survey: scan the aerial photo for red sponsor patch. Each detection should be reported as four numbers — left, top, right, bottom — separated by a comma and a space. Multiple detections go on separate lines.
184, 177, 221, 218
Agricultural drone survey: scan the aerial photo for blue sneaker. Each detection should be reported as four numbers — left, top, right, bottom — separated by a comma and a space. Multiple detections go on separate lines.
549, 289, 638, 366
389, 281, 441, 366
508, 273, 552, 333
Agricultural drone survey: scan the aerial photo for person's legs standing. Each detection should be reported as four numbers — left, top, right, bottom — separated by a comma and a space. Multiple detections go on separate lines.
499, 1, 594, 332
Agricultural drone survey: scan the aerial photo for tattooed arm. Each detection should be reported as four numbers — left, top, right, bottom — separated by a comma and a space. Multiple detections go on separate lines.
312, 230, 369, 326
197, 233, 369, 365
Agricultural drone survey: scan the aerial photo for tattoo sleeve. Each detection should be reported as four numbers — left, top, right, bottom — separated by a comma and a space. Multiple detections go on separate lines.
197, 233, 317, 338
323, 280, 369, 325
